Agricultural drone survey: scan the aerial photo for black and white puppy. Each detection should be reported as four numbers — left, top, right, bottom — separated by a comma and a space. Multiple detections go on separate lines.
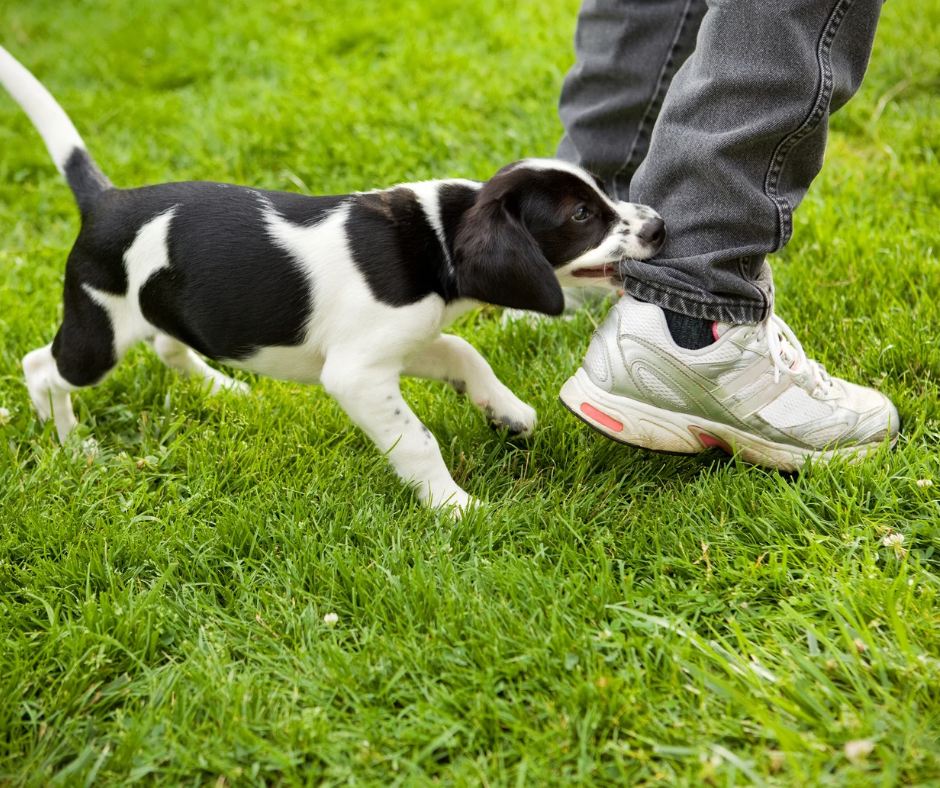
0, 46, 665, 512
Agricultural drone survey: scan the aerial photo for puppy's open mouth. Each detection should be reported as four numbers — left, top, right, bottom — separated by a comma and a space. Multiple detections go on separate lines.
571, 263, 622, 280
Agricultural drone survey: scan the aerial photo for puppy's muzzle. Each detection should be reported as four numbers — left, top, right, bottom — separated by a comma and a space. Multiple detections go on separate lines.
637, 217, 666, 254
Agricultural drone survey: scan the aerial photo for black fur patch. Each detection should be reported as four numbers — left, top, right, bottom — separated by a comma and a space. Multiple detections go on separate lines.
132, 183, 344, 360
438, 182, 481, 258
59, 181, 343, 362
66, 193, 133, 296
346, 187, 456, 306
511, 170, 616, 266
52, 276, 116, 386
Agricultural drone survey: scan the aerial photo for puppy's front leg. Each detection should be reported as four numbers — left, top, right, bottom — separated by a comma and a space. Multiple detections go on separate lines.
404, 334, 537, 435
320, 358, 474, 512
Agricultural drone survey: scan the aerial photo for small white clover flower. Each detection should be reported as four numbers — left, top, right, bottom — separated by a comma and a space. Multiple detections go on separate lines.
323, 612, 339, 625
844, 739, 874, 762
916, 479, 933, 488
82, 437, 99, 460
882, 532, 907, 558
0, 406, 10, 424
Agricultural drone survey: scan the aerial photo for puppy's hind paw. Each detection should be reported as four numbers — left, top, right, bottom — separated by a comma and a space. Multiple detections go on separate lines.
225, 378, 251, 396
206, 375, 250, 396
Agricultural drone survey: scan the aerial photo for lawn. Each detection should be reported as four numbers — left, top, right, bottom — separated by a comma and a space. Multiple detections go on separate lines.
1, 0, 939, 784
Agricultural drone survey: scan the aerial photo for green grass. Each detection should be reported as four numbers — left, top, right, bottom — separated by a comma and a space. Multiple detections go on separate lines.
1, 0, 939, 784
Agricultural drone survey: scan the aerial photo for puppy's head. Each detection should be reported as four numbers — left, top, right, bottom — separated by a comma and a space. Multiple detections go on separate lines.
452, 159, 665, 315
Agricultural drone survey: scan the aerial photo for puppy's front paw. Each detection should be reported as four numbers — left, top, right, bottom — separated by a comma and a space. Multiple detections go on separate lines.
420, 484, 479, 517
480, 387, 537, 437
447, 493, 482, 520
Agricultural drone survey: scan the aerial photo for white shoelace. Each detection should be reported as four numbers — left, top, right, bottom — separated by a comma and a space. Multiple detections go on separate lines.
759, 312, 832, 393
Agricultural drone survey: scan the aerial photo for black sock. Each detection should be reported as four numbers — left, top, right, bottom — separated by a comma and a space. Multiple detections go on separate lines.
662, 308, 716, 350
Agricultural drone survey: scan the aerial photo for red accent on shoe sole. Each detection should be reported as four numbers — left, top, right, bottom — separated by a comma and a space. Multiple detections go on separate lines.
581, 403, 623, 432
689, 426, 732, 453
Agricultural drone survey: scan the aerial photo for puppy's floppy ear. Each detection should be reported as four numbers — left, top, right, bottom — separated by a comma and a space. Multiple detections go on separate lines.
452, 191, 565, 316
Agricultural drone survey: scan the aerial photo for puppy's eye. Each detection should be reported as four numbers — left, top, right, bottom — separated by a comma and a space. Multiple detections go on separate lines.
572, 206, 590, 222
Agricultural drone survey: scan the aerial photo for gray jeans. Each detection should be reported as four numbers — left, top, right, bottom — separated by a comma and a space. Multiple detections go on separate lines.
557, 0, 883, 323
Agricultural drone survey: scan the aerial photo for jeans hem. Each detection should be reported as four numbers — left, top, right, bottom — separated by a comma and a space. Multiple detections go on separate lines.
622, 278, 773, 324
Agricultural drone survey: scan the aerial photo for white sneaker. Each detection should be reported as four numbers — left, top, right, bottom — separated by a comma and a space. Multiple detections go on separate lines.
559, 295, 900, 470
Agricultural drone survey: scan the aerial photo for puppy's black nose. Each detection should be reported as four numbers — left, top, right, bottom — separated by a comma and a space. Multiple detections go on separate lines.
638, 217, 666, 248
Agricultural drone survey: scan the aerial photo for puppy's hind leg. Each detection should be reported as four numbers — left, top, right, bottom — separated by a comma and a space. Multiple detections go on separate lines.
24, 285, 121, 443
151, 334, 249, 395
23, 343, 80, 442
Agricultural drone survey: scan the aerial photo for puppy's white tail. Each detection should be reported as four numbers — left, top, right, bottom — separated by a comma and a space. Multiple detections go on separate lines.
0, 44, 112, 214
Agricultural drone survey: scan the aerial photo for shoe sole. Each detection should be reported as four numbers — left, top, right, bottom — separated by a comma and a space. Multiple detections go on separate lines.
559, 368, 894, 471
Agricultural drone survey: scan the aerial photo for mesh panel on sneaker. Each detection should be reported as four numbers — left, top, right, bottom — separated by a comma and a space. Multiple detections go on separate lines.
618, 303, 668, 341
838, 380, 884, 414
684, 341, 745, 364
758, 386, 833, 428
632, 364, 689, 410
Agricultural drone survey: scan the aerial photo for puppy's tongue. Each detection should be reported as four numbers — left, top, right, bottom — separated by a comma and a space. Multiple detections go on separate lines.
572, 265, 618, 279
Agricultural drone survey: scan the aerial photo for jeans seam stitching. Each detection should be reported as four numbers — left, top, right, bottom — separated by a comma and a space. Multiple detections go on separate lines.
763, 0, 854, 248
610, 0, 697, 196
737, 257, 770, 316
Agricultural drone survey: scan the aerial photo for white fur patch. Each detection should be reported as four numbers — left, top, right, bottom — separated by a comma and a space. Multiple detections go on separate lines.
513, 158, 622, 212
239, 202, 448, 384
408, 179, 482, 274
83, 208, 177, 355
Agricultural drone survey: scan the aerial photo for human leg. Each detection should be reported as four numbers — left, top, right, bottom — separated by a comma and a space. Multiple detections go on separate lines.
557, 0, 901, 465
557, 0, 706, 196
621, 0, 884, 323
556, 0, 707, 311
